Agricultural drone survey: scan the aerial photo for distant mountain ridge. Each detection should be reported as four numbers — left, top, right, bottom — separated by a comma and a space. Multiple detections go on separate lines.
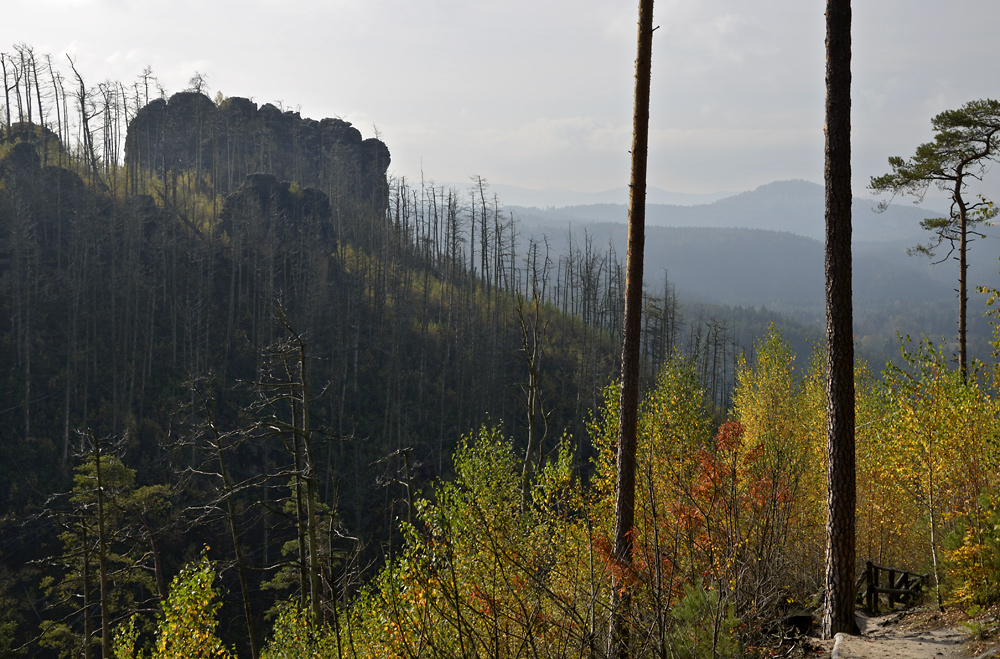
510, 179, 945, 245
512, 180, 1000, 362
445, 182, 732, 208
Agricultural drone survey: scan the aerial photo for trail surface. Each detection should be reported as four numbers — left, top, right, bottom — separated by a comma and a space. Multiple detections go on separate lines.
812, 608, 1000, 659
834, 611, 965, 658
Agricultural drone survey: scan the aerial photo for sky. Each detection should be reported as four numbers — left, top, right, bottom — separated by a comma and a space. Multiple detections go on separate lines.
4, 0, 1000, 204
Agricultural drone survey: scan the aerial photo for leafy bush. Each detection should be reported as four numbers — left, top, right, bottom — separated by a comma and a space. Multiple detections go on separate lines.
153, 552, 232, 659
261, 600, 344, 659
945, 493, 1000, 606
112, 614, 143, 659
669, 581, 741, 659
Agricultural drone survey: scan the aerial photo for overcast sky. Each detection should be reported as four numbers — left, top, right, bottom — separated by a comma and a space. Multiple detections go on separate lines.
5, 0, 1000, 202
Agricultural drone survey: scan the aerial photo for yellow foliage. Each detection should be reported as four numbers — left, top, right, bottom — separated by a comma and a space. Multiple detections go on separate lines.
730, 330, 826, 595
875, 338, 1000, 590
153, 553, 233, 659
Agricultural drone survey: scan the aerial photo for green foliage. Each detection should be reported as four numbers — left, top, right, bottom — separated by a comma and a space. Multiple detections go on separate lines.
0, 562, 24, 659
259, 480, 343, 626
870, 98, 1000, 213
870, 99, 1000, 375
668, 581, 741, 659
854, 357, 901, 564
39, 448, 163, 658
342, 425, 600, 658
35, 327, 999, 658
7, 61, 1000, 657
872, 336, 1000, 608
154, 552, 232, 659
260, 600, 342, 659
112, 614, 144, 659
38, 621, 79, 659
944, 493, 1000, 606
960, 615, 990, 642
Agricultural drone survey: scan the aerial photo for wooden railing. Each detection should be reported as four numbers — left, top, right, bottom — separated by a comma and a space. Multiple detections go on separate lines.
854, 560, 928, 614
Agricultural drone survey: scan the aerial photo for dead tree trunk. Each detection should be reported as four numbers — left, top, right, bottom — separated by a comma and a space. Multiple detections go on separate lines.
607, 1, 654, 657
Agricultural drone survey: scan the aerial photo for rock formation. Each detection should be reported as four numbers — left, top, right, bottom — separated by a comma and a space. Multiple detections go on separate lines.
124, 92, 390, 213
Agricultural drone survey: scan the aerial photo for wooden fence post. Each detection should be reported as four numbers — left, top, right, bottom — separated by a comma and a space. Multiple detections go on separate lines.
866, 561, 877, 614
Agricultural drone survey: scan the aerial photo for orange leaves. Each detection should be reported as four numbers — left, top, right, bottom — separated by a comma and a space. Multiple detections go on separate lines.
469, 584, 497, 617
714, 421, 745, 454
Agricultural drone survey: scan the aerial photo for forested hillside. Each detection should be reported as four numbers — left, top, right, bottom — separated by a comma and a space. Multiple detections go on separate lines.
0, 60, 633, 655
0, 54, 806, 657
3, 48, 1000, 659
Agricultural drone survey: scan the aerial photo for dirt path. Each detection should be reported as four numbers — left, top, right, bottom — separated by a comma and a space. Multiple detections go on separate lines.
810, 608, 1000, 659
831, 611, 967, 659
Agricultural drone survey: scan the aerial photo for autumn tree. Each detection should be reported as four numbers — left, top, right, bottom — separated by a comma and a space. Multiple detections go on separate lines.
870, 98, 1000, 379
730, 331, 827, 627
154, 553, 233, 659
879, 338, 1000, 610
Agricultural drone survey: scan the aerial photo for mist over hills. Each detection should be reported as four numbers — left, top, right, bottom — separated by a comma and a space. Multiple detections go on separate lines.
510, 179, 940, 244
511, 179, 1000, 362
479, 182, 733, 208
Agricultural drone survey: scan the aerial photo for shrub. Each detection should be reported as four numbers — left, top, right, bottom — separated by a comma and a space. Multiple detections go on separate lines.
154, 552, 232, 659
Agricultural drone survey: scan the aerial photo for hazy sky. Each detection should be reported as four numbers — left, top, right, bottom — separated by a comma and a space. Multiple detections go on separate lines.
5, 0, 1000, 201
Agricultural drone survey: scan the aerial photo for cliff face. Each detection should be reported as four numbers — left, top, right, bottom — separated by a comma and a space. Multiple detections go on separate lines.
124, 92, 390, 213
0, 140, 115, 270
219, 173, 335, 252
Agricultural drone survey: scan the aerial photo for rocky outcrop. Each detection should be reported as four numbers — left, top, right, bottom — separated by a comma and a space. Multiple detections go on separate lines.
0, 140, 159, 269
124, 92, 390, 214
218, 173, 334, 247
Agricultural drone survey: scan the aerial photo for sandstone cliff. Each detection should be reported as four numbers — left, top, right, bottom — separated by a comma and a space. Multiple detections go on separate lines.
124, 92, 390, 214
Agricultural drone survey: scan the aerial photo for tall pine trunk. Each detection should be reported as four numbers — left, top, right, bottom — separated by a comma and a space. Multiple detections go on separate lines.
607, 1, 654, 656
821, 0, 857, 639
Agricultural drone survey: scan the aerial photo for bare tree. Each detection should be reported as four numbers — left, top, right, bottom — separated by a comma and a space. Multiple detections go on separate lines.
66, 56, 98, 178
515, 292, 548, 507
608, 0, 654, 656
1, 52, 14, 132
